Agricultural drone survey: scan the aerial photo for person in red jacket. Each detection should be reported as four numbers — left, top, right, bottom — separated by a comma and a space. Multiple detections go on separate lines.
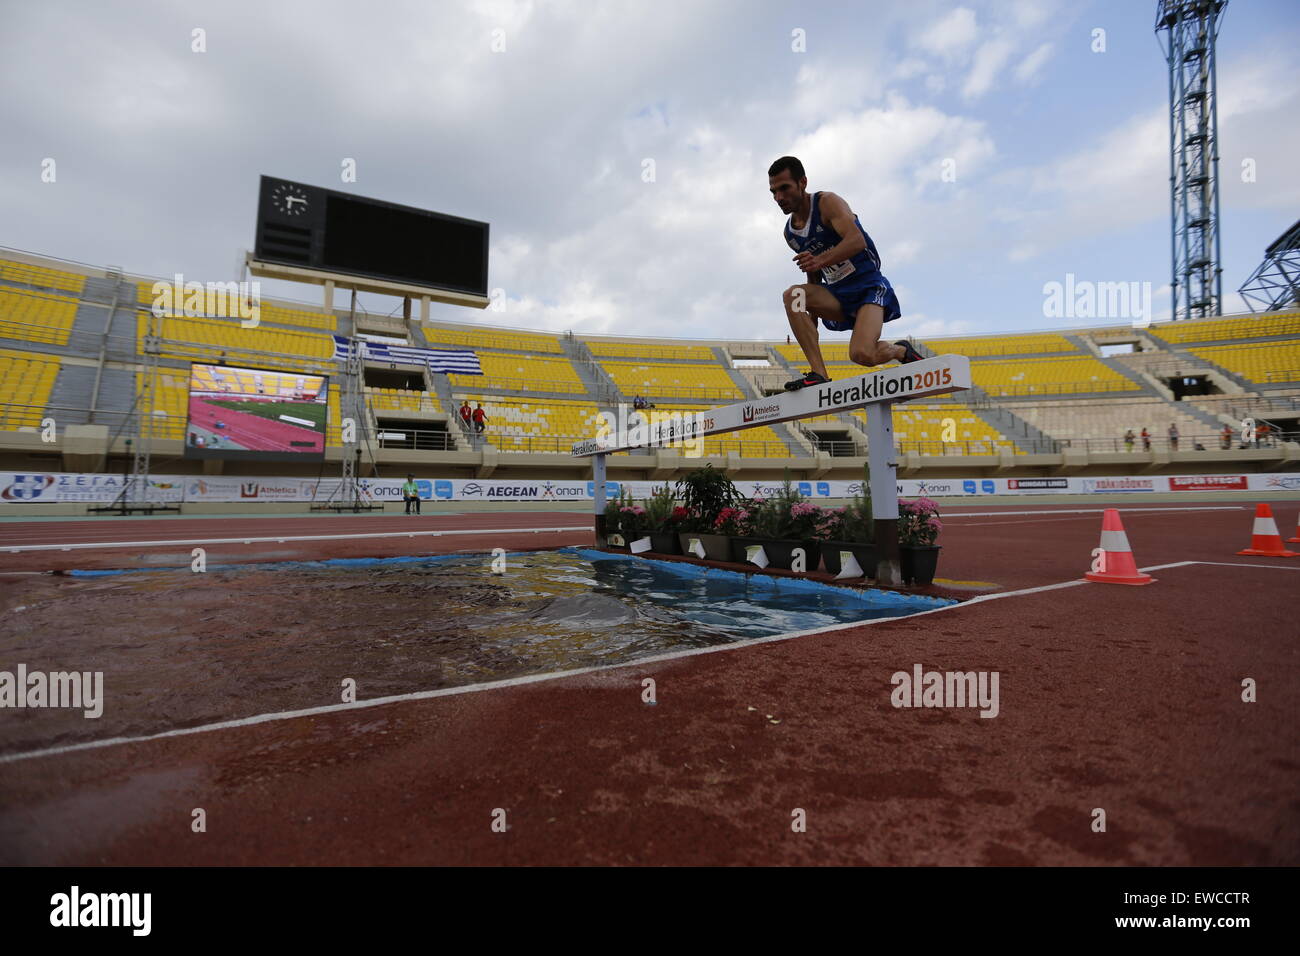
472, 402, 488, 435
459, 399, 472, 431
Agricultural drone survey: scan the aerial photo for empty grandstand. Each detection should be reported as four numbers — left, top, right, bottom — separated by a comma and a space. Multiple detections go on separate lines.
1, 248, 1298, 502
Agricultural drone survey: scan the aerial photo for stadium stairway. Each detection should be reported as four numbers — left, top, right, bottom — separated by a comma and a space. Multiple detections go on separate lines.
1142, 330, 1260, 393
709, 345, 810, 456
91, 366, 138, 428
46, 360, 97, 424
910, 339, 1057, 453
560, 335, 622, 405
426, 373, 471, 449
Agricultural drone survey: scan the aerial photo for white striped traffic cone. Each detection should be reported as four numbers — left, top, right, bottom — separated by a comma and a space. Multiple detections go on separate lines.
1237, 504, 1298, 557
1084, 509, 1154, 585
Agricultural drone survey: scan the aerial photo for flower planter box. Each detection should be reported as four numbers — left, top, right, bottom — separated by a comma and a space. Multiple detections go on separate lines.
728, 535, 770, 564
821, 541, 877, 577
677, 532, 731, 561
729, 536, 820, 571
900, 545, 941, 586
648, 532, 682, 555
764, 539, 821, 571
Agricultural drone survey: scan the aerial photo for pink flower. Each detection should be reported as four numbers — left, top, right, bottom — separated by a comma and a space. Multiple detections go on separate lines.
927, 518, 942, 531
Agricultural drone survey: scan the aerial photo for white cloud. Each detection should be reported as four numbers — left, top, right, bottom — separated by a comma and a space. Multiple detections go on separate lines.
963, 37, 1015, 99
915, 7, 978, 59
1014, 42, 1054, 84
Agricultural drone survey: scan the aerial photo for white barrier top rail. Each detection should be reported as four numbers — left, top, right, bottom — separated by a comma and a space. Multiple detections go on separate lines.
571, 354, 972, 457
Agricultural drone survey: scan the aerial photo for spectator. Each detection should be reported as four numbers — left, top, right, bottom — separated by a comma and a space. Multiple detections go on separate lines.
1140, 427, 1151, 451
459, 399, 472, 431
1124, 428, 1135, 452
472, 402, 488, 435
1221, 425, 1233, 450
1168, 423, 1179, 451
402, 473, 421, 516
1257, 422, 1270, 447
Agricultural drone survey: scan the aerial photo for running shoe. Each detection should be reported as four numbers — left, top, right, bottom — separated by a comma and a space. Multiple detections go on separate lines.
894, 340, 925, 364
784, 370, 831, 391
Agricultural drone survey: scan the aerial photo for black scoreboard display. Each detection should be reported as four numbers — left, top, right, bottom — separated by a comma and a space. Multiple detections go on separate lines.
253, 176, 489, 297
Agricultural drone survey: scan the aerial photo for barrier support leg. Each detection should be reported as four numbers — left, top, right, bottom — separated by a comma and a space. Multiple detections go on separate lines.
864, 401, 902, 587
592, 452, 608, 547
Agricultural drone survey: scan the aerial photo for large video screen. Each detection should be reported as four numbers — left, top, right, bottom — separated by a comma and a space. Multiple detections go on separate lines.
184, 363, 329, 462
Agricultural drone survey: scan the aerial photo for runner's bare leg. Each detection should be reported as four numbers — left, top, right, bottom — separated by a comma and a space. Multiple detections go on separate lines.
784, 283, 838, 379
847, 304, 905, 367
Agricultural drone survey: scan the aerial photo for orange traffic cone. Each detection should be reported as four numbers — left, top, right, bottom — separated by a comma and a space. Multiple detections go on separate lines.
1288, 511, 1300, 544
1237, 503, 1298, 557
1085, 509, 1154, 585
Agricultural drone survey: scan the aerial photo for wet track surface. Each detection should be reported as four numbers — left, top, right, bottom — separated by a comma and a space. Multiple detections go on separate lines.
0, 501, 1297, 865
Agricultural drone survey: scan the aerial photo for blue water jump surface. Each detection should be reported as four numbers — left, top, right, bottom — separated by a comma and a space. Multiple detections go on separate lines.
67, 547, 954, 643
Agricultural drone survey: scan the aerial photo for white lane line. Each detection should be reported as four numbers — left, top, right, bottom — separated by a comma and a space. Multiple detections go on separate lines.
1189, 560, 1300, 570
941, 506, 1243, 518
0, 558, 1275, 766
2, 525, 592, 554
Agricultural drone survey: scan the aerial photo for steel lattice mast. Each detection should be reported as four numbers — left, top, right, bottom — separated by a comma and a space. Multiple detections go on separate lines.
1156, 0, 1227, 320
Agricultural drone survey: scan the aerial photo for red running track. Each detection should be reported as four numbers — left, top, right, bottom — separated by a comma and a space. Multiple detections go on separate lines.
0, 502, 1296, 865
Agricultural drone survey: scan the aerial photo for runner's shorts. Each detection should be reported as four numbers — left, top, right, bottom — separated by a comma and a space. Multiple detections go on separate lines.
820, 281, 902, 332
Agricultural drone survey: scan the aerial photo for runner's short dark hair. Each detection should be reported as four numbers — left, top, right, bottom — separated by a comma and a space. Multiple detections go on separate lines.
768, 156, 805, 181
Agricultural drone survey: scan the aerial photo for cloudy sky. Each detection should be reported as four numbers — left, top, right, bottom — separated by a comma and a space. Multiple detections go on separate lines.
2, 0, 1297, 342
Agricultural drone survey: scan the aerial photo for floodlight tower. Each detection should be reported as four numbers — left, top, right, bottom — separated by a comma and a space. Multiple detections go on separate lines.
1156, 0, 1227, 320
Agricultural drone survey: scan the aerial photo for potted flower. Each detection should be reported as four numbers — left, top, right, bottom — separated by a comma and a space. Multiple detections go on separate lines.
674, 465, 743, 561
822, 470, 876, 577
898, 497, 943, 585
732, 477, 821, 571
602, 487, 636, 549
643, 485, 682, 554
714, 502, 756, 561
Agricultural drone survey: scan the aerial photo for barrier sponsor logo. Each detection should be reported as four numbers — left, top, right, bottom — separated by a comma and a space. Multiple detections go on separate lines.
816, 481, 830, 497
461, 482, 485, 497
1083, 477, 1154, 493
963, 480, 977, 494
741, 402, 781, 424
1008, 478, 1069, 490
415, 480, 433, 499
240, 482, 259, 498
435, 480, 454, 499
2, 474, 55, 501
981, 479, 996, 494
1263, 475, 1300, 490
798, 481, 812, 497
1170, 475, 1247, 491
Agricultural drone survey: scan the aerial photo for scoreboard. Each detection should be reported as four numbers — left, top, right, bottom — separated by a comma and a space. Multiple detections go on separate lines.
253, 176, 489, 297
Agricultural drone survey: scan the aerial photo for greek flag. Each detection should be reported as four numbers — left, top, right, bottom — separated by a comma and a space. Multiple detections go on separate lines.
332, 336, 481, 375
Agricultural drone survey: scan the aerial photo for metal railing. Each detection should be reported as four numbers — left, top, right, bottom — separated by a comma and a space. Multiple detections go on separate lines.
1063, 431, 1299, 453
374, 428, 456, 451
982, 379, 1144, 397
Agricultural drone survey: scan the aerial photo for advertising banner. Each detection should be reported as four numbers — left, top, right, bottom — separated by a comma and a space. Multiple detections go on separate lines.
1, 471, 1291, 505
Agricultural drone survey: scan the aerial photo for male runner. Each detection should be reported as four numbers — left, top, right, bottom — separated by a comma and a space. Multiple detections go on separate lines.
769, 156, 922, 390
